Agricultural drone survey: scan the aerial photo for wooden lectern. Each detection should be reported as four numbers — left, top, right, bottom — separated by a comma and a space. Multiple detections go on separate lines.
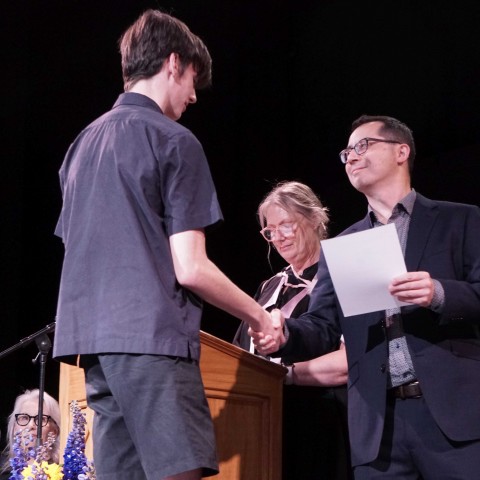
59, 331, 286, 480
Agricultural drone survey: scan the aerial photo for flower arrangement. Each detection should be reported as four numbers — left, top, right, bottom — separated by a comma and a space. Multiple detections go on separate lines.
62, 401, 94, 480
9, 401, 95, 480
8, 429, 36, 480
21, 460, 63, 480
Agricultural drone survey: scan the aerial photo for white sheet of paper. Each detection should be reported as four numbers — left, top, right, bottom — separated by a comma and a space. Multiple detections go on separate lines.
320, 223, 410, 317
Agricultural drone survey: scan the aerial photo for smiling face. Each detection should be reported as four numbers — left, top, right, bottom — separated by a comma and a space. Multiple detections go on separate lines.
263, 204, 320, 273
163, 61, 198, 120
344, 121, 405, 195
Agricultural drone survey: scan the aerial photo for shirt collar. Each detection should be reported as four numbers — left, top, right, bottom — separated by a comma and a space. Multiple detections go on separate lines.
368, 189, 417, 225
113, 92, 164, 115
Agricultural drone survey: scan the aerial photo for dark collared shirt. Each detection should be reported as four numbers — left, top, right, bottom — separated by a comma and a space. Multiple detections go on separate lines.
54, 92, 223, 363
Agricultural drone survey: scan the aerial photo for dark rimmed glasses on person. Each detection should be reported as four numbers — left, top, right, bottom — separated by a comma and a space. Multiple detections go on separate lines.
339, 137, 402, 164
260, 222, 296, 242
15, 413, 53, 427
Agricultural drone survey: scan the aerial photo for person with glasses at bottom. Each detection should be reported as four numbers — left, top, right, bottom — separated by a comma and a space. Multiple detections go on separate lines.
252, 115, 480, 480
234, 181, 353, 480
1, 389, 61, 478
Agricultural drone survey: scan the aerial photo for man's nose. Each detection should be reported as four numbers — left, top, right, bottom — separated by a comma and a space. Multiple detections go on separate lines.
345, 149, 360, 164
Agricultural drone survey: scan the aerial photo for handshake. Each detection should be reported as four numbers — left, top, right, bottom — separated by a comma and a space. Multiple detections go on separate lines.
248, 308, 286, 356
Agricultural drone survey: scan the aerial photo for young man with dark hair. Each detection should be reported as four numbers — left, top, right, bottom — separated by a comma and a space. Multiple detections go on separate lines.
54, 10, 277, 480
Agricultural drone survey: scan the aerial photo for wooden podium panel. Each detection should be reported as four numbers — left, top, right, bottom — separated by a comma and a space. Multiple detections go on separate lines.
59, 331, 286, 480
58, 359, 94, 461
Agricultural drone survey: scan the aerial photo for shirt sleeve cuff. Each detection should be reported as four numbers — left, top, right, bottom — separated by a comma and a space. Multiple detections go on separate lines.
430, 279, 445, 312
283, 321, 290, 345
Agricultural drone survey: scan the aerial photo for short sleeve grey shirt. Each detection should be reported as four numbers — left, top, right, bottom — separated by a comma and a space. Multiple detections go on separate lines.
53, 93, 223, 363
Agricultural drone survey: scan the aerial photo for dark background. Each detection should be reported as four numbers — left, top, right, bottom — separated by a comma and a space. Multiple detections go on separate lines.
1, 0, 479, 449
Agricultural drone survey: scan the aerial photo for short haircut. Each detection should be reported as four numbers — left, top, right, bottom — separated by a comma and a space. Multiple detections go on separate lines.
351, 115, 416, 172
119, 9, 212, 91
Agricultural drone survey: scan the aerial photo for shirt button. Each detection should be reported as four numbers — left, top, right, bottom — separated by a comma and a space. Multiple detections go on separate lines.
380, 364, 386, 373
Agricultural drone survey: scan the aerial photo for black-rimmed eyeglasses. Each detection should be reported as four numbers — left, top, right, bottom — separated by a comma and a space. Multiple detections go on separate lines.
15, 413, 53, 427
339, 137, 402, 164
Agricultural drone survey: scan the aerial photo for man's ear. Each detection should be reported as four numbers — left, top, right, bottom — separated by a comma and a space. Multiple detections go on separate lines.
167, 52, 179, 77
397, 144, 410, 166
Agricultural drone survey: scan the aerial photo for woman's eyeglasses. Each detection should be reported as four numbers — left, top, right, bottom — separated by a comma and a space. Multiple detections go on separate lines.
15, 413, 53, 427
260, 222, 296, 242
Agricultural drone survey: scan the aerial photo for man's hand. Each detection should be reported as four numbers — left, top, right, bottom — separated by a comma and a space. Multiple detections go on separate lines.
389, 271, 434, 307
248, 308, 286, 355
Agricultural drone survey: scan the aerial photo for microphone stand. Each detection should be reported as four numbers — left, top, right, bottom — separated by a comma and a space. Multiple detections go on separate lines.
0, 322, 56, 447
33, 333, 52, 447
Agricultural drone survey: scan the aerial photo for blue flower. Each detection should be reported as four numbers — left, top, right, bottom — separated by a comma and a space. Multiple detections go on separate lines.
9, 400, 95, 480
9, 429, 34, 480
62, 401, 89, 480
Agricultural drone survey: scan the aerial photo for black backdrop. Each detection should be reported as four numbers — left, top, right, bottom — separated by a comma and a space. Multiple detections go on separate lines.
2, 0, 479, 449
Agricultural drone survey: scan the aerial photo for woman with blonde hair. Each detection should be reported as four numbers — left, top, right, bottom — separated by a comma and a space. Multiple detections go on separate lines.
234, 181, 352, 480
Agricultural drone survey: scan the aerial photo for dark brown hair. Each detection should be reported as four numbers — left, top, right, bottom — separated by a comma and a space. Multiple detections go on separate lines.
119, 9, 212, 91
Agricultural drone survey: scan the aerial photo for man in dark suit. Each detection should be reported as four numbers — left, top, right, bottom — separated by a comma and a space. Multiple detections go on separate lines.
252, 115, 480, 479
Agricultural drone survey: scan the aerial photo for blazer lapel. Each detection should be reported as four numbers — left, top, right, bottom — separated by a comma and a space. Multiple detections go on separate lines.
346, 214, 371, 234
405, 194, 439, 271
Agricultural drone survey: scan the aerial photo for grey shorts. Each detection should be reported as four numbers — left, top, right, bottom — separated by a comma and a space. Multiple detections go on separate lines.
81, 353, 218, 480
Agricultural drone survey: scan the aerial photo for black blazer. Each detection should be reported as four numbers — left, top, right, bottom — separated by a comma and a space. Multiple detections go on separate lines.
279, 194, 480, 466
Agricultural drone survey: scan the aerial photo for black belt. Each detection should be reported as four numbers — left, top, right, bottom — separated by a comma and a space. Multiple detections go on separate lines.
389, 381, 422, 399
